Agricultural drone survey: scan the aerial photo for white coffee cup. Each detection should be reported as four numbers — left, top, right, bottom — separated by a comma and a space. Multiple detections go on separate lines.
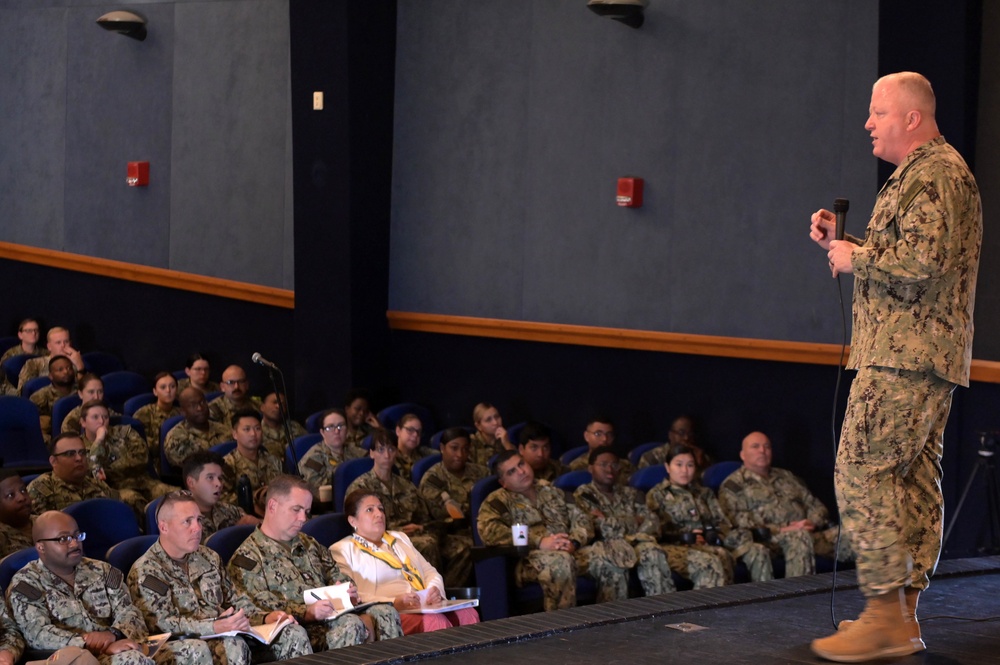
319, 485, 333, 503
512, 523, 528, 546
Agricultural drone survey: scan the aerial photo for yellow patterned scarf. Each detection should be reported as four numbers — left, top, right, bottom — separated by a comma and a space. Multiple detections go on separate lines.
351, 532, 426, 590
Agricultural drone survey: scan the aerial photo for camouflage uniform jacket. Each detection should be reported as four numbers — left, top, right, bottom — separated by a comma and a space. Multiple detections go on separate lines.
0, 520, 33, 559
297, 444, 347, 490
0, 592, 24, 660
17, 356, 50, 394
228, 528, 353, 620
131, 404, 181, 451
207, 396, 261, 426
30, 385, 73, 440
61, 405, 122, 437
200, 502, 246, 542
468, 431, 503, 468
221, 448, 283, 505
477, 481, 593, 548
847, 136, 981, 386
0, 345, 39, 397
718, 466, 830, 536
85, 425, 150, 491
533, 458, 564, 483
418, 462, 489, 520
27, 473, 120, 513
176, 379, 220, 394
346, 470, 431, 530
573, 482, 659, 543
645, 479, 733, 541
394, 446, 436, 484
261, 420, 306, 458
8, 558, 147, 650
567, 455, 634, 484
163, 420, 232, 468
128, 540, 267, 636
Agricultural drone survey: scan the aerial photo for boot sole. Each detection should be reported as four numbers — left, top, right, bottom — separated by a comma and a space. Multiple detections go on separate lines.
810, 638, 926, 663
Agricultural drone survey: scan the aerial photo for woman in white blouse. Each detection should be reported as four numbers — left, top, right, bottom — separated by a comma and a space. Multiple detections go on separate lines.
330, 490, 479, 634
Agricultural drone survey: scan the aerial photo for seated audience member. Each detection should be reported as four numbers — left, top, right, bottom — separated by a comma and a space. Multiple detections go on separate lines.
517, 421, 564, 482
298, 408, 366, 491
259, 392, 306, 458
27, 433, 126, 514
221, 409, 283, 516
80, 399, 176, 508
567, 416, 634, 482
18, 327, 84, 394
1, 589, 101, 665
646, 443, 772, 583
343, 389, 379, 449
182, 450, 259, 541
61, 374, 121, 435
0, 318, 41, 395
163, 387, 232, 469
228, 476, 403, 648
417, 427, 490, 587
8, 510, 193, 665
209, 365, 261, 425
0, 472, 34, 557
331, 491, 479, 635
177, 353, 219, 395
30, 355, 76, 442
345, 429, 441, 569
718, 431, 853, 577
469, 402, 512, 467
128, 491, 312, 665
131, 372, 181, 464
393, 414, 434, 481
638, 415, 713, 471
477, 450, 626, 609
572, 446, 675, 597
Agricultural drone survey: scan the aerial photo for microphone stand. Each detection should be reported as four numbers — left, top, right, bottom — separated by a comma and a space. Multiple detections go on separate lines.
260, 360, 301, 473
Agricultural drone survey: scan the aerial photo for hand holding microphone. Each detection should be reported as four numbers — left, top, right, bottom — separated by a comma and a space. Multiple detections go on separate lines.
810, 198, 854, 276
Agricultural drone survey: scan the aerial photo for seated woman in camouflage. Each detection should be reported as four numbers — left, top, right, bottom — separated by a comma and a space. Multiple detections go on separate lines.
131, 372, 181, 469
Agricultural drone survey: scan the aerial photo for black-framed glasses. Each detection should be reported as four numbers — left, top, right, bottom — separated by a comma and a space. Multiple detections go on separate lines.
37, 532, 86, 544
52, 449, 87, 459
401, 426, 422, 436
321, 423, 346, 432
222, 379, 249, 386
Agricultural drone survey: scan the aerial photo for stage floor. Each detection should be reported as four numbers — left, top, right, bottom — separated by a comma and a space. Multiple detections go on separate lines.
294, 557, 1000, 665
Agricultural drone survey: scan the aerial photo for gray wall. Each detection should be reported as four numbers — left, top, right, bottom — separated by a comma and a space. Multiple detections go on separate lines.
0, 0, 294, 289
389, 0, 880, 343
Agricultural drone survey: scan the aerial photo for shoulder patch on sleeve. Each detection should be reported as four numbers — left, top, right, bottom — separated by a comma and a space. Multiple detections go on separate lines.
11, 581, 42, 601
487, 497, 509, 515
230, 554, 258, 571
141, 575, 170, 596
305, 459, 323, 472
104, 567, 123, 590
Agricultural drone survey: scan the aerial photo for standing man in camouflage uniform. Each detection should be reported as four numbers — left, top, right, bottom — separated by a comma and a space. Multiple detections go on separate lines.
221, 409, 283, 516
182, 452, 259, 542
208, 366, 260, 425
478, 450, 626, 610
27, 433, 126, 513
163, 388, 232, 470
228, 475, 402, 649
8, 511, 205, 665
574, 446, 676, 596
417, 428, 490, 586
719, 432, 851, 578
128, 491, 311, 665
809, 72, 982, 661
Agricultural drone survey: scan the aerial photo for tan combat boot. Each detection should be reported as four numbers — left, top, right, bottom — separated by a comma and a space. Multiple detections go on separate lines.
836, 586, 924, 649
811, 588, 924, 662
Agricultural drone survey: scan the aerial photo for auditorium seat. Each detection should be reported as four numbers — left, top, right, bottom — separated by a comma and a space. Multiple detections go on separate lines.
0, 396, 51, 468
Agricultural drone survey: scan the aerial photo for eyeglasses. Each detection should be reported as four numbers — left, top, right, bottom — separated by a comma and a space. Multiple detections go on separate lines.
37, 532, 86, 544
322, 423, 346, 432
222, 379, 249, 386
401, 426, 422, 436
593, 461, 621, 470
19, 328, 39, 334
52, 449, 87, 459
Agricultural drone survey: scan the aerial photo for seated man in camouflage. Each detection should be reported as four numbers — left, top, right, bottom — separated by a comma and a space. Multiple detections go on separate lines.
8, 510, 205, 665
163, 388, 232, 470
18, 327, 84, 395
208, 366, 261, 425
221, 409, 283, 516
80, 400, 176, 511
1, 571, 99, 665
30, 355, 76, 442
567, 417, 633, 483
573, 446, 675, 597
638, 415, 712, 471
477, 450, 626, 610
228, 475, 402, 650
0, 471, 34, 558
128, 491, 312, 665
182, 451, 259, 542
517, 422, 564, 482
718, 431, 853, 577
417, 427, 490, 587
258, 392, 306, 458
346, 429, 441, 569
1, 318, 42, 396
27, 433, 125, 513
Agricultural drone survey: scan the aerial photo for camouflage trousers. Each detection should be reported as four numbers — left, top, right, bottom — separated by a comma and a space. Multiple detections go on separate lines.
574, 543, 629, 603
205, 622, 312, 664
441, 532, 472, 587
306, 603, 403, 650
660, 544, 729, 588
633, 540, 675, 596
45, 647, 100, 665
156, 639, 215, 665
836, 366, 953, 597
516, 550, 576, 611
723, 529, 773, 582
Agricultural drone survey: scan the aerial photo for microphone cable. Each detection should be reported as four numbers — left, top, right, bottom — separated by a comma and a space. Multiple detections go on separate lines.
828, 266, 849, 630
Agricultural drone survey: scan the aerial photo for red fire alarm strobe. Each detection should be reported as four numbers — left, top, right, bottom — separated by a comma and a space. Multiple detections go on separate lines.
127, 161, 150, 187
617, 177, 643, 207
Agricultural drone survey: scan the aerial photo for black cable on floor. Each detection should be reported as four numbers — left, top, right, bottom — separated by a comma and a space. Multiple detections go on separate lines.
829, 271, 849, 630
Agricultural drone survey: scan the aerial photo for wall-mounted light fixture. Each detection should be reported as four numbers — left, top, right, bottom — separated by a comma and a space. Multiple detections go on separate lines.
96, 10, 147, 41
587, 0, 649, 29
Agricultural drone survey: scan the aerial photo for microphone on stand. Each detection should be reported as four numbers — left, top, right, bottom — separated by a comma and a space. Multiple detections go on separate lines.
251, 352, 278, 370
834, 198, 849, 241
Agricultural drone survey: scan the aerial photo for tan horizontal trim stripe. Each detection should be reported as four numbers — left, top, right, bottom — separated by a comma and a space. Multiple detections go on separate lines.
0, 241, 294, 309
387, 310, 1000, 384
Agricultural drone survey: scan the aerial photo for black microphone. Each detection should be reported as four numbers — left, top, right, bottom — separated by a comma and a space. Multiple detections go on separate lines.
251, 352, 278, 370
834, 198, 849, 241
